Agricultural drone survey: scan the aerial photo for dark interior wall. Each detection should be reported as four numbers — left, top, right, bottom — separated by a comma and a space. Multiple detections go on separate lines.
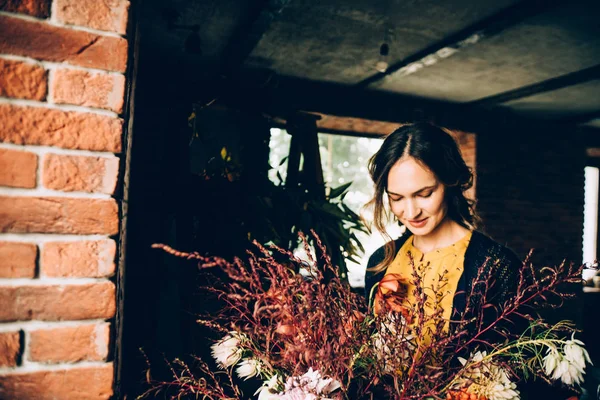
476, 128, 585, 267
120, 56, 273, 397
119, 61, 194, 397
474, 126, 586, 338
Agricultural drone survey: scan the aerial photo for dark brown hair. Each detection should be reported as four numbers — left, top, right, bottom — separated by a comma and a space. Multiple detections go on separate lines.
365, 123, 479, 272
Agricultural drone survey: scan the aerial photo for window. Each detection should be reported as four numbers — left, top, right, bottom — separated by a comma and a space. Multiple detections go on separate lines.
269, 128, 402, 287
583, 166, 599, 280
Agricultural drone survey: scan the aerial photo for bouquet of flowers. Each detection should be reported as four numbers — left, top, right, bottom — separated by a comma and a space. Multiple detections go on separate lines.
140, 232, 591, 400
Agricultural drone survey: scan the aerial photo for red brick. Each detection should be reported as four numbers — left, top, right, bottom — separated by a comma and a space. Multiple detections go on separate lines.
0, 59, 47, 100
29, 323, 110, 363
0, 242, 37, 278
0, 196, 119, 235
0, 364, 114, 399
43, 153, 119, 194
56, 0, 129, 35
0, 331, 20, 367
0, 281, 115, 321
42, 240, 116, 278
0, 104, 122, 153
0, 0, 51, 18
0, 15, 128, 72
0, 148, 38, 189
52, 69, 125, 113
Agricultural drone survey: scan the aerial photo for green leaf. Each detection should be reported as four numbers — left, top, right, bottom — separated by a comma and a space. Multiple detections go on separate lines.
342, 204, 361, 220
312, 201, 350, 220
328, 182, 352, 199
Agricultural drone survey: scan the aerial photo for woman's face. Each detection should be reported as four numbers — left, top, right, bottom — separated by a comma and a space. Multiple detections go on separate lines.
386, 157, 448, 237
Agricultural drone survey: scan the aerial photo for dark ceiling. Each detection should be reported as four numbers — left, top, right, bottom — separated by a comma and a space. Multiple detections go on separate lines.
138, 0, 600, 139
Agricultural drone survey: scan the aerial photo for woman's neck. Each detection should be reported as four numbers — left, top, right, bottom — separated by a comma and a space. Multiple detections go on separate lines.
412, 218, 470, 254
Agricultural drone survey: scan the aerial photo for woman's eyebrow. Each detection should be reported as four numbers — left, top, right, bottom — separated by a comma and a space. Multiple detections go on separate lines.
387, 184, 437, 197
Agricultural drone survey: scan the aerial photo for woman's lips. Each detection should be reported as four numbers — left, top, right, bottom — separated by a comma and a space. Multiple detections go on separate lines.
407, 218, 428, 228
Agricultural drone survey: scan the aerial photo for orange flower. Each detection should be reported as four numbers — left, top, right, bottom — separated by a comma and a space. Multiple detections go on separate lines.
446, 389, 487, 400
276, 323, 296, 336
373, 274, 412, 322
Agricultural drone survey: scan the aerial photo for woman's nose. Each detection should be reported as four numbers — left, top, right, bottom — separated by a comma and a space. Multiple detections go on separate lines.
404, 199, 420, 219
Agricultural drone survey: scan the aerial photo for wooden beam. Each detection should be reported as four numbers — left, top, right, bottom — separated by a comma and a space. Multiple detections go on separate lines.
467, 64, 600, 107
586, 148, 600, 158
357, 0, 562, 88
271, 113, 400, 137
314, 113, 400, 136
219, 74, 600, 146
261, 76, 458, 124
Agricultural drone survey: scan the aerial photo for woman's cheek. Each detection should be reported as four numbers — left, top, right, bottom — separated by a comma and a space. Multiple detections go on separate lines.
390, 202, 402, 219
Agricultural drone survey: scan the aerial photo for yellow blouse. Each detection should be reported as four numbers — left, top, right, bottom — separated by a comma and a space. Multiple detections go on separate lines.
380, 231, 472, 343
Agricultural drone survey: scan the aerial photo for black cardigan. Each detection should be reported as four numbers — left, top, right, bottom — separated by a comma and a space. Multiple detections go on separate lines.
363, 230, 522, 325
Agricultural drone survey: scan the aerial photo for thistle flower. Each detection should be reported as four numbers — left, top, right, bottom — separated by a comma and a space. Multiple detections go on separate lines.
210, 331, 244, 368
453, 351, 520, 400
543, 335, 591, 385
236, 358, 262, 380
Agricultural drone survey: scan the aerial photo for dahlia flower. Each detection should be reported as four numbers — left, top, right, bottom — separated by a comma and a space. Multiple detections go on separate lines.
453, 351, 520, 400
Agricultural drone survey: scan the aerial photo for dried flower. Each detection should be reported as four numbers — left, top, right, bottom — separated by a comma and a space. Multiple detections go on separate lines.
453, 351, 520, 400
236, 358, 262, 380
543, 334, 591, 385
371, 313, 414, 373
211, 331, 244, 368
145, 236, 588, 399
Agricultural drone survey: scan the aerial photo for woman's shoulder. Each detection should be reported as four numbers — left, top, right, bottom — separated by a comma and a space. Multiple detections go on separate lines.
469, 231, 521, 262
466, 230, 522, 277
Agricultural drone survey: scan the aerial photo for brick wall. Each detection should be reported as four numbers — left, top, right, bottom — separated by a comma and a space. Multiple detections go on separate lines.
448, 129, 477, 200
0, 1, 130, 399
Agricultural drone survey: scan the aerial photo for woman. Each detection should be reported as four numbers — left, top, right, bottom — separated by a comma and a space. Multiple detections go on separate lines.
362, 123, 575, 400
363, 123, 521, 325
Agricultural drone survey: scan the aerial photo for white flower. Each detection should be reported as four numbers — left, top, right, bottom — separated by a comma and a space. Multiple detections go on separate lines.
453, 351, 520, 400
255, 375, 281, 400
236, 358, 262, 380
543, 335, 592, 386
279, 387, 319, 400
564, 335, 592, 371
210, 332, 244, 368
278, 368, 341, 399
